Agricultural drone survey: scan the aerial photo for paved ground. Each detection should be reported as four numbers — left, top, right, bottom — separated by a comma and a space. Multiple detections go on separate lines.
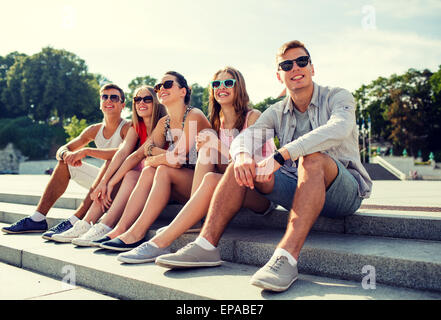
1, 174, 440, 209
0, 261, 115, 300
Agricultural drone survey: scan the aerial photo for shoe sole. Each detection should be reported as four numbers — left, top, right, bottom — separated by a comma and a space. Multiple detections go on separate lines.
155, 259, 223, 269
117, 255, 158, 264
72, 239, 94, 247
2, 229, 47, 234
99, 244, 135, 252
250, 276, 298, 292
51, 236, 74, 243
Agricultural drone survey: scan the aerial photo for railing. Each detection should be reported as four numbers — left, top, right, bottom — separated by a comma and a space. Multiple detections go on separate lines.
371, 156, 407, 180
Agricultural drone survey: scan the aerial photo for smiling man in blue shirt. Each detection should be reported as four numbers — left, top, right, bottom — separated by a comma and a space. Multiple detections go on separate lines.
155, 40, 372, 293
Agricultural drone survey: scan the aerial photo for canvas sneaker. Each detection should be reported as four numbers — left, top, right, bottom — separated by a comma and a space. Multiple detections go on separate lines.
71, 223, 111, 247
250, 255, 298, 292
117, 242, 171, 264
51, 220, 91, 243
155, 242, 222, 269
42, 219, 73, 240
2, 217, 48, 234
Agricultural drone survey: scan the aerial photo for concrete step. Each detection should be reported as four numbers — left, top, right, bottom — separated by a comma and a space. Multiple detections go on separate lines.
1, 225, 440, 300
2, 201, 441, 295
0, 261, 116, 300
2, 195, 441, 242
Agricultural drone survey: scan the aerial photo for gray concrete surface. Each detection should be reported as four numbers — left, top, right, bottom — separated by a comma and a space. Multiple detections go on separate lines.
1, 174, 440, 208
1, 229, 440, 300
0, 261, 115, 300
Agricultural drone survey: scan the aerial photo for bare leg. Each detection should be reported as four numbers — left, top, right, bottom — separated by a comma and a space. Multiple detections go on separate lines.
199, 163, 248, 246
151, 172, 222, 248
119, 166, 194, 244
190, 147, 217, 195
100, 170, 141, 228
35, 161, 71, 215
277, 153, 338, 260
106, 166, 156, 239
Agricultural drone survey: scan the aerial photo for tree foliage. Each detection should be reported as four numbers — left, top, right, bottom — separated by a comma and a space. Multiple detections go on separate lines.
1, 47, 101, 125
354, 67, 441, 159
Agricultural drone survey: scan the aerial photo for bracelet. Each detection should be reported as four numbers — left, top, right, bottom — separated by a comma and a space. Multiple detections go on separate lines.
57, 148, 68, 161
146, 143, 155, 157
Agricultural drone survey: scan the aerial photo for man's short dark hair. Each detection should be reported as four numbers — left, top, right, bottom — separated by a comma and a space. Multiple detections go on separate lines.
100, 83, 125, 102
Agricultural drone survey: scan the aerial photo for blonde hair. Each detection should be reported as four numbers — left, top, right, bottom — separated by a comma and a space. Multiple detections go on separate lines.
131, 86, 166, 134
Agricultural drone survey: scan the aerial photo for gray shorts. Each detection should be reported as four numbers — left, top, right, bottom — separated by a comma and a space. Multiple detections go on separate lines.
262, 159, 362, 218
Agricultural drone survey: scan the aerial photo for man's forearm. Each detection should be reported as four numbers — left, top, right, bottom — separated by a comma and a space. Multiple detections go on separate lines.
82, 147, 119, 161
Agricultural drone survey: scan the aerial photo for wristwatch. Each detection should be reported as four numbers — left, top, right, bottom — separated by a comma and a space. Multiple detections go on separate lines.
273, 150, 285, 166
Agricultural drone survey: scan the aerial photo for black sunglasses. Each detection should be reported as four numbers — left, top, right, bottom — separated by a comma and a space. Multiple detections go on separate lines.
278, 56, 310, 72
134, 95, 153, 104
154, 80, 175, 93
101, 94, 121, 103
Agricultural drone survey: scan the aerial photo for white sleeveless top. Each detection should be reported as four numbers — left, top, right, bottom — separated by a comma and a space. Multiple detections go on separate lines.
94, 119, 128, 149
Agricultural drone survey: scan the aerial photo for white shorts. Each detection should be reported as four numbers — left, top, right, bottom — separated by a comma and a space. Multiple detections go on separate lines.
68, 162, 100, 189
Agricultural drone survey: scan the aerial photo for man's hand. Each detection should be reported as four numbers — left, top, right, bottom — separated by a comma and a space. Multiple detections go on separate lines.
63, 149, 87, 167
233, 153, 257, 189
255, 156, 281, 183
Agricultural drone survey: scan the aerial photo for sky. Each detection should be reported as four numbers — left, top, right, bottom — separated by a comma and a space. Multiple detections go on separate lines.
1, 0, 441, 104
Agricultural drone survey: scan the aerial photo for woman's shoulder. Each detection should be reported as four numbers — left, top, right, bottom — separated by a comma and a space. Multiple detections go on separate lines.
187, 107, 208, 121
246, 109, 262, 126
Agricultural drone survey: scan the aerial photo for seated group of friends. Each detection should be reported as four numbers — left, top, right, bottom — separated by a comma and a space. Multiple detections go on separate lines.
1, 40, 372, 293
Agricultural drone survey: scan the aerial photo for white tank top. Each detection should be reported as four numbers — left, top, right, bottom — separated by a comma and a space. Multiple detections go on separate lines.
94, 119, 127, 149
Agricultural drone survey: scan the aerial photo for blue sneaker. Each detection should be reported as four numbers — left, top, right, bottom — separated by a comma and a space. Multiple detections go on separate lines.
2, 217, 48, 234
42, 219, 73, 240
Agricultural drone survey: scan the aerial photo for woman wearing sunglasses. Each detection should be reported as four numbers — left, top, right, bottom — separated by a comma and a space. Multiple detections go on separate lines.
99, 71, 211, 252
51, 86, 166, 245
117, 67, 276, 264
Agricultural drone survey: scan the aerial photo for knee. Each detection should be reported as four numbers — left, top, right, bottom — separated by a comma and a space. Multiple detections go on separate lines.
299, 153, 326, 174
140, 166, 156, 180
123, 170, 138, 183
201, 172, 220, 187
155, 165, 172, 178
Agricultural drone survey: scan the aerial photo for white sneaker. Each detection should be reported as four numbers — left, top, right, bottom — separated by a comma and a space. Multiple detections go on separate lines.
51, 220, 91, 243
72, 223, 112, 247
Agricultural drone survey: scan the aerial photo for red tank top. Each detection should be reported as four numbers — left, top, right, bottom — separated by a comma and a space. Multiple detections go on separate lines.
135, 121, 148, 146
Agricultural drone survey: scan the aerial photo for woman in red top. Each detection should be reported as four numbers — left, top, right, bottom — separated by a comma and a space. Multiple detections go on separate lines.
60, 85, 166, 246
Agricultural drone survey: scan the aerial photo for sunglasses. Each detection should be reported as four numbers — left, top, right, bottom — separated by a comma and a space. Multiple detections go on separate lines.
154, 80, 175, 93
278, 56, 310, 72
211, 79, 236, 89
134, 95, 153, 104
101, 94, 121, 103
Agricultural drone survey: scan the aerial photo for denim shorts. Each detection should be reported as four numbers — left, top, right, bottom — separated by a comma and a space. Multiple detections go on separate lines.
262, 159, 362, 218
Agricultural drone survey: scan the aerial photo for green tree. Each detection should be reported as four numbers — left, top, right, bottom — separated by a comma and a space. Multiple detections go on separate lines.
2, 47, 100, 126
354, 67, 441, 159
0, 52, 27, 118
125, 75, 157, 111
253, 96, 284, 113
190, 83, 209, 116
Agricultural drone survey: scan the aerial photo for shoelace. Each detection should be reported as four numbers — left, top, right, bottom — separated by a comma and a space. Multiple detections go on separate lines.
177, 242, 196, 253
268, 256, 286, 272
52, 221, 70, 232
11, 218, 28, 227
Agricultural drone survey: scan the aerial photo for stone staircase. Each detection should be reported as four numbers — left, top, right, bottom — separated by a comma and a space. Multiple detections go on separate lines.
1, 179, 441, 300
